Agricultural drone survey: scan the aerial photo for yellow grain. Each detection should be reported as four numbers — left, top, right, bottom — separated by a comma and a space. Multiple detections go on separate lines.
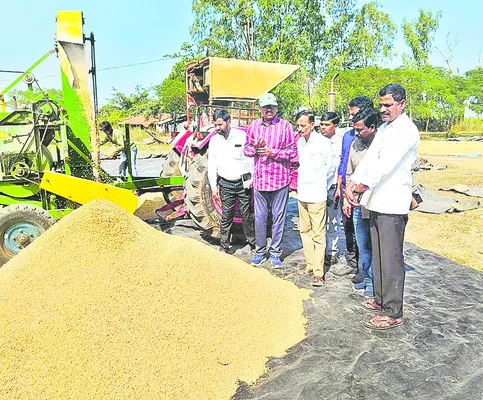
0, 200, 310, 399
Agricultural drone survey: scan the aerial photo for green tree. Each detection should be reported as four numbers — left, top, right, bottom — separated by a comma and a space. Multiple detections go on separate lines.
402, 9, 442, 67
7, 88, 63, 107
153, 60, 186, 113
464, 67, 483, 115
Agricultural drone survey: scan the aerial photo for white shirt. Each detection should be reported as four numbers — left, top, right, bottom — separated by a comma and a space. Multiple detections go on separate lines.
327, 133, 342, 186
297, 131, 333, 203
208, 127, 254, 190
350, 112, 420, 214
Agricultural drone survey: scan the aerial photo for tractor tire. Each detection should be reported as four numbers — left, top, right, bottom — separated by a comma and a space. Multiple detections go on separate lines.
0, 204, 55, 265
160, 150, 183, 204
184, 149, 245, 240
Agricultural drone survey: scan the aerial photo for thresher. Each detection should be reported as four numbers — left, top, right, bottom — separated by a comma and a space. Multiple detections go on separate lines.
0, 11, 182, 264
159, 57, 299, 237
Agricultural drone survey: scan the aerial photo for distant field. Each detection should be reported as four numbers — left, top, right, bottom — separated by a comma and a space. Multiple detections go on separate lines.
406, 140, 483, 271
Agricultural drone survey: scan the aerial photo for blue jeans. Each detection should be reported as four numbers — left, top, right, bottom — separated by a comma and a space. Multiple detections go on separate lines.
326, 186, 342, 257
119, 145, 138, 177
353, 207, 372, 279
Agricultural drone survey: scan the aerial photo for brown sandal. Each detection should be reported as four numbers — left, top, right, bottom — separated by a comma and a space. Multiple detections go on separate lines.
296, 267, 313, 276
361, 299, 382, 312
364, 314, 404, 330
311, 276, 325, 287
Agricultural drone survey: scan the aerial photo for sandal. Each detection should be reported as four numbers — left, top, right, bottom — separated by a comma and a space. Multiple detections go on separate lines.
364, 314, 404, 330
296, 267, 313, 276
311, 276, 325, 287
361, 299, 382, 312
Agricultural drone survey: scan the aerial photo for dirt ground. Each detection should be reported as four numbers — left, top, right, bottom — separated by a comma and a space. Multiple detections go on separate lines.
407, 140, 483, 271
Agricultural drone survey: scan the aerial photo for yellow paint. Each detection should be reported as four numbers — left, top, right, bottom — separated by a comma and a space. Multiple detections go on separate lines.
56, 11, 84, 44
202, 57, 299, 101
39, 172, 138, 213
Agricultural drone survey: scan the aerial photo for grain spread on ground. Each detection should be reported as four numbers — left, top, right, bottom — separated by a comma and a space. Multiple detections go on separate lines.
0, 200, 310, 399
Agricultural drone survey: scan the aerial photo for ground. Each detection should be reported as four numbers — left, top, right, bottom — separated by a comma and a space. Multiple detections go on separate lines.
406, 140, 483, 271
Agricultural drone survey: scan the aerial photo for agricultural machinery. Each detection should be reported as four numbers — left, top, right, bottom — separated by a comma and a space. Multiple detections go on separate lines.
0, 10, 299, 264
158, 57, 299, 237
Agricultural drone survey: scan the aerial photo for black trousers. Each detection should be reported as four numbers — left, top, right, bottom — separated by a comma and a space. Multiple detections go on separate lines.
370, 211, 408, 319
219, 177, 255, 250
344, 212, 358, 268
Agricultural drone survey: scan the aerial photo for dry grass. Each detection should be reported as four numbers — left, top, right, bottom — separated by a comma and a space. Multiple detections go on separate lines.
406, 140, 483, 271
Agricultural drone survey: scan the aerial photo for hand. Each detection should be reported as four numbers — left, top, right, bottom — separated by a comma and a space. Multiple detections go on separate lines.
333, 185, 341, 203
256, 146, 272, 157
342, 199, 352, 218
108, 154, 115, 159
344, 181, 360, 207
253, 139, 266, 149
354, 183, 369, 193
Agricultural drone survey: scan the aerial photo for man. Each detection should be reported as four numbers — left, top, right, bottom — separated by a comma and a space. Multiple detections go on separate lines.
100, 121, 138, 177
244, 93, 297, 268
346, 84, 420, 330
319, 112, 344, 270
294, 110, 332, 286
208, 110, 255, 253
342, 109, 378, 298
334, 96, 374, 279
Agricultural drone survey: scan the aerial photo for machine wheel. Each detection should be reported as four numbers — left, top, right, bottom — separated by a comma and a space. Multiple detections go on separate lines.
160, 150, 183, 204
0, 205, 55, 265
184, 149, 244, 240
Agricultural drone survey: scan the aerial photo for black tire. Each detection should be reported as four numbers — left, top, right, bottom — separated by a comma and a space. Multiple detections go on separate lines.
160, 150, 183, 204
0, 204, 55, 265
184, 148, 244, 240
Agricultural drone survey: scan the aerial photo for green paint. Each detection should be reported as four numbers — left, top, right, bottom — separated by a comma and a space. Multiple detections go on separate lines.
0, 182, 40, 198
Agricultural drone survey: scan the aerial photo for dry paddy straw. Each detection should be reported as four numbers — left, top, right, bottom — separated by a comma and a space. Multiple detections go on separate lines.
0, 200, 310, 399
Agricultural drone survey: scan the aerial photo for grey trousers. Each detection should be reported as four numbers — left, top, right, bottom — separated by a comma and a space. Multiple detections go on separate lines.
370, 211, 408, 319
254, 185, 289, 257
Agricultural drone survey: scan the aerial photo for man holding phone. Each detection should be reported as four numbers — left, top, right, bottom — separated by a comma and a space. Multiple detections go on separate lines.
244, 93, 297, 268
208, 110, 255, 253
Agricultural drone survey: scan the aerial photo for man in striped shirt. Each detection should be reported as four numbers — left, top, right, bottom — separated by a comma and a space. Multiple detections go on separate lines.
244, 93, 298, 268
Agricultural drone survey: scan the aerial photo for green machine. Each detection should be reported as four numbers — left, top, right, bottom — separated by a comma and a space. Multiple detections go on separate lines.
0, 11, 182, 264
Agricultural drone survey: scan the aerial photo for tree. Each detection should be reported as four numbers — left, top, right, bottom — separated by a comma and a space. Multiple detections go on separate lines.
402, 9, 442, 67
6, 88, 63, 107
464, 67, 483, 115
153, 60, 186, 113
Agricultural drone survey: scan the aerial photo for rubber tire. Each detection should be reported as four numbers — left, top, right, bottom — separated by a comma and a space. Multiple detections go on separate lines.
160, 150, 183, 204
184, 149, 245, 240
0, 204, 55, 265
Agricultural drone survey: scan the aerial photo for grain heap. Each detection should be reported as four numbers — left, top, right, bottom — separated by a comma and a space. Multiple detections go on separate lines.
0, 200, 310, 399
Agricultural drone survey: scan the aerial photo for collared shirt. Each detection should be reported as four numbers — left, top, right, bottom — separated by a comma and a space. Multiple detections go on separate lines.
337, 129, 357, 185
244, 117, 297, 191
327, 134, 342, 186
297, 131, 333, 203
350, 112, 420, 215
208, 127, 254, 190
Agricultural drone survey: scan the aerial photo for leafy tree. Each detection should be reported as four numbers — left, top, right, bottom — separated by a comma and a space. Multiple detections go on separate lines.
6, 88, 63, 107
464, 67, 483, 115
402, 9, 442, 67
153, 60, 186, 113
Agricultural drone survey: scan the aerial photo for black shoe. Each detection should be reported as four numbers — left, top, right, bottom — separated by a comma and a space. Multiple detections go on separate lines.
352, 271, 367, 284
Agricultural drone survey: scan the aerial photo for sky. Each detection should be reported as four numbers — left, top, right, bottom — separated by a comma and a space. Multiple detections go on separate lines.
1, 0, 481, 107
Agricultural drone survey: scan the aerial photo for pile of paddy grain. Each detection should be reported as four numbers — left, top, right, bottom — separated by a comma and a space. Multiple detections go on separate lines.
0, 200, 310, 399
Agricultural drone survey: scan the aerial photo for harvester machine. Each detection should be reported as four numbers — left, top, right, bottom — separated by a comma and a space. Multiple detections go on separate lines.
0, 11, 181, 264
159, 57, 299, 238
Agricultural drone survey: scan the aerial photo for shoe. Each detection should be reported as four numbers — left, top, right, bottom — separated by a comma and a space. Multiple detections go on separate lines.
353, 281, 366, 290
331, 264, 357, 277
251, 254, 266, 266
324, 255, 338, 266
270, 255, 283, 269
220, 246, 229, 253
352, 271, 367, 284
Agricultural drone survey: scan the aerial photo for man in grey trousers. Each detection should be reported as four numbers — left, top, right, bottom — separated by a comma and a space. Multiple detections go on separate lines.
345, 84, 420, 330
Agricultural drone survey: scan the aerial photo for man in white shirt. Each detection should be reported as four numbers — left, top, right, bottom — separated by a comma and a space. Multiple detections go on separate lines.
319, 112, 346, 272
208, 110, 255, 253
295, 111, 333, 287
345, 84, 420, 330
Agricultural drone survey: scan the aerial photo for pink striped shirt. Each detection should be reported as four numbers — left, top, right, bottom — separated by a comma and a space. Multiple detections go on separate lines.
244, 117, 297, 191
